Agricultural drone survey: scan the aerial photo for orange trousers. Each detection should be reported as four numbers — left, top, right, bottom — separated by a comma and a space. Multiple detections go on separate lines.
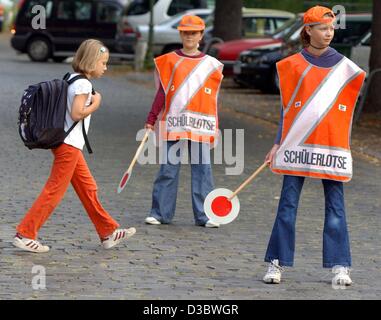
17, 143, 119, 240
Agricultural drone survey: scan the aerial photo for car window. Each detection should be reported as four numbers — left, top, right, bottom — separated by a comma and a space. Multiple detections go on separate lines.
289, 26, 303, 41
242, 17, 276, 37
97, 2, 122, 23
22, 0, 53, 19
332, 20, 371, 45
272, 17, 301, 39
126, 0, 159, 15
160, 11, 187, 25
57, 1, 92, 21
167, 0, 208, 16
274, 18, 290, 30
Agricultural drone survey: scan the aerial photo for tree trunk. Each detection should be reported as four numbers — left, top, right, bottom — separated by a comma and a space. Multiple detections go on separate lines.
144, 0, 154, 69
213, 0, 243, 41
363, 0, 381, 113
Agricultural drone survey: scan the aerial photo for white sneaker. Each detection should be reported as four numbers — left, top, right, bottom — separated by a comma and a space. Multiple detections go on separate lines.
332, 265, 352, 286
145, 217, 161, 225
13, 234, 50, 253
102, 227, 136, 249
205, 220, 220, 228
263, 259, 283, 284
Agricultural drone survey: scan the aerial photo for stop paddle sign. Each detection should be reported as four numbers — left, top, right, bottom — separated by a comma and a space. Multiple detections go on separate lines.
204, 188, 240, 224
204, 162, 268, 225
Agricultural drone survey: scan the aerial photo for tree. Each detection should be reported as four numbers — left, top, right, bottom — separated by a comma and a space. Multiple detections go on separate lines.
144, 0, 154, 69
363, 0, 381, 113
213, 0, 243, 41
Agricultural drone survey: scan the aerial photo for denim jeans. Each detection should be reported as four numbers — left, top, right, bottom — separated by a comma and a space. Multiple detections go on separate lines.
150, 140, 214, 225
264, 175, 351, 268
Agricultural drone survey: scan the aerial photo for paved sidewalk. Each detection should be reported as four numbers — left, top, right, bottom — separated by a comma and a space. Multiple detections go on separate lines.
0, 41, 380, 300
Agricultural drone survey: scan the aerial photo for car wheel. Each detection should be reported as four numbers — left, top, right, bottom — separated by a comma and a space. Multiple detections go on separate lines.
27, 37, 51, 62
52, 56, 67, 63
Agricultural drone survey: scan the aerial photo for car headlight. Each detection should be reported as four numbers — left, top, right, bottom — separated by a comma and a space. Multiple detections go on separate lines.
256, 55, 269, 64
242, 55, 254, 64
241, 53, 268, 64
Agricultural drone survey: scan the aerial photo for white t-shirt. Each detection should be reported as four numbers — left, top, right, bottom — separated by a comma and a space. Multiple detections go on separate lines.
64, 73, 92, 150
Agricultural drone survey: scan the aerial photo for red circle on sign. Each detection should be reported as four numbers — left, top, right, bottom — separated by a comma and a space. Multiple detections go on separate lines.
211, 196, 232, 217
120, 173, 129, 188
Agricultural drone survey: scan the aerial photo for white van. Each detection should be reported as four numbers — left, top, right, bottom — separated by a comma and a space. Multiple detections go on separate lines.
119, 0, 210, 32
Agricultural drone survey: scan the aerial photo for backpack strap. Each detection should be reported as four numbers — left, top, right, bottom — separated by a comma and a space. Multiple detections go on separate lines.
64, 73, 94, 154
63, 72, 71, 81
82, 120, 93, 154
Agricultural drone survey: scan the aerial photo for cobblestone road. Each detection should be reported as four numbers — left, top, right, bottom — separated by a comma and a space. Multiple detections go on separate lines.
0, 35, 380, 300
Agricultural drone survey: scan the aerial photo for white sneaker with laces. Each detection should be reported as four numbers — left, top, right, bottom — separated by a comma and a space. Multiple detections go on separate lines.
102, 227, 136, 249
205, 220, 220, 228
13, 234, 50, 253
145, 217, 161, 225
263, 259, 283, 284
332, 265, 352, 286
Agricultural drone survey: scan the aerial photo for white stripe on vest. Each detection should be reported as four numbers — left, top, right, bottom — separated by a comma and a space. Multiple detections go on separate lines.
165, 56, 222, 136
273, 57, 362, 178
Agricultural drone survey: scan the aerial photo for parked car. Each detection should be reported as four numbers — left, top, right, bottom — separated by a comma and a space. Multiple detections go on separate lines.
207, 9, 296, 76
117, 0, 209, 41
233, 13, 372, 93
10, 0, 129, 62
203, 7, 295, 47
351, 31, 371, 73
116, 8, 212, 55
137, 8, 212, 55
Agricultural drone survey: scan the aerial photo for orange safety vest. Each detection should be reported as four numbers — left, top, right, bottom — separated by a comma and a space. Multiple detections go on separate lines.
271, 52, 366, 182
154, 51, 223, 144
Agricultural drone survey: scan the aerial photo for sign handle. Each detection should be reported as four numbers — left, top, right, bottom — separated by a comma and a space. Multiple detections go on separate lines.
126, 129, 151, 173
228, 162, 268, 201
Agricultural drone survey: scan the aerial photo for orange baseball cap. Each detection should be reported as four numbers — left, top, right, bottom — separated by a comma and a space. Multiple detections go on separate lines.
303, 5, 335, 26
177, 15, 205, 31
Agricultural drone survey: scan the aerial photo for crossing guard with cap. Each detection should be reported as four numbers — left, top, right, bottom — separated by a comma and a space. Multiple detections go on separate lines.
263, 6, 366, 281
144, 15, 224, 227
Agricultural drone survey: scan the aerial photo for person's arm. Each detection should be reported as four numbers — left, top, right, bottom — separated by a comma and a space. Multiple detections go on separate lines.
145, 83, 165, 129
71, 92, 101, 122
274, 107, 283, 144
265, 106, 283, 165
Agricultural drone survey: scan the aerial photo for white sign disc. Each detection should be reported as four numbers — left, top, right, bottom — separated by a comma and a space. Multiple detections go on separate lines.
204, 188, 240, 225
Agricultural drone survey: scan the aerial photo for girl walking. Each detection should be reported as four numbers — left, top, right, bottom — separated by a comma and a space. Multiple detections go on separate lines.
13, 39, 136, 253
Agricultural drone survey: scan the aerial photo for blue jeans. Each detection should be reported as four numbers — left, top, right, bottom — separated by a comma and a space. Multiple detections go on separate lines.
150, 140, 214, 225
265, 175, 351, 268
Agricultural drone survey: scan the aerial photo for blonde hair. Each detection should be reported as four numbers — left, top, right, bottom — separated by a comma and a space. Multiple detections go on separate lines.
300, 12, 335, 47
72, 39, 109, 74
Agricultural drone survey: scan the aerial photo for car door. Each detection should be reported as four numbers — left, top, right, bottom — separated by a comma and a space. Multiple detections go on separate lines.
351, 32, 371, 73
50, 0, 94, 52
95, 1, 124, 52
